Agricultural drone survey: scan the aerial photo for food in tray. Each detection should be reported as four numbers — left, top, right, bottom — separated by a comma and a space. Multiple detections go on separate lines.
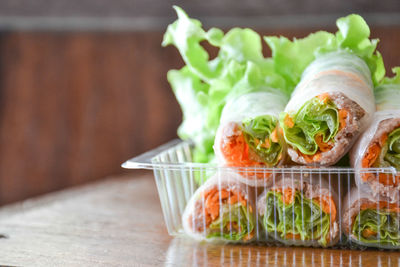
182, 173, 256, 242
351, 73, 400, 202
343, 187, 400, 248
280, 51, 375, 166
214, 91, 288, 186
160, 6, 400, 248
257, 175, 339, 247
163, 6, 386, 168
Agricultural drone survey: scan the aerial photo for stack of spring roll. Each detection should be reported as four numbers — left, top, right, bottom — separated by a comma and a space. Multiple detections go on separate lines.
343, 80, 400, 248
164, 7, 400, 248
182, 51, 368, 247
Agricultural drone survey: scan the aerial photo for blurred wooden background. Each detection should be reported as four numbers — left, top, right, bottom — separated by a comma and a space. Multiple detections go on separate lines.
0, 1, 400, 205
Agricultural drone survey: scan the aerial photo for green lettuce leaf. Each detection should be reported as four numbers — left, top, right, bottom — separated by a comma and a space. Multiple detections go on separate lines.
262, 191, 331, 246
280, 97, 339, 155
207, 203, 254, 241
373, 127, 400, 171
163, 6, 289, 164
352, 209, 400, 246
264, 14, 385, 89
241, 115, 283, 166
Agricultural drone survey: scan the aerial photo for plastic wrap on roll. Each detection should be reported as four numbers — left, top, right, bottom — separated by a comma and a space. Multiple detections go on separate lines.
214, 91, 288, 186
350, 83, 400, 202
342, 187, 400, 249
257, 173, 340, 247
182, 172, 256, 242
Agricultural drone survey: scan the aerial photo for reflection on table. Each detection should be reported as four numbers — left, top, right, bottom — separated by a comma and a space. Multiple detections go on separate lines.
165, 237, 400, 267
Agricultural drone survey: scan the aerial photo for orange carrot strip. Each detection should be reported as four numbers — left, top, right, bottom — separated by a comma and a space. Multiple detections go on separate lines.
362, 228, 377, 238
314, 134, 333, 152
313, 196, 337, 222
285, 233, 302, 240
316, 93, 330, 103
273, 187, 296, 204
284, 114, 294, 128
270, 128, 279, 143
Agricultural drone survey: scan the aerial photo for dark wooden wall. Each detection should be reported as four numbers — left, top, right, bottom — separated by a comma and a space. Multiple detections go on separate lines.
0, 26, 399, 205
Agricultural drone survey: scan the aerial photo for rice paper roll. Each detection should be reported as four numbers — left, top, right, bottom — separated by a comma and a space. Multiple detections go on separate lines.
342, 187, 400, 249
257, 173, 339, 247
280, 51, 375, 166
351, 83, 400, 202
182, 172, 256, 242
214, 91, 288, 186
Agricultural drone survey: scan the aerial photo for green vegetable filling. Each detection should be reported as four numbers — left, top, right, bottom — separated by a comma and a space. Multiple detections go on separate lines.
262, 191, 331, 246
280, 96, 339, 155
352, 209, 400, 246
241, 115, 283, 166
374, 127, 400, 171
207, 203, 254, 240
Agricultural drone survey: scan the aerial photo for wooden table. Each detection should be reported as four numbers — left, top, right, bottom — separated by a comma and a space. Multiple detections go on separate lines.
0, 171, 400, 266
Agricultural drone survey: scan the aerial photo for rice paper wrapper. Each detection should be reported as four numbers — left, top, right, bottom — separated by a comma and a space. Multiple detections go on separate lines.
214, 91, 288, 187
342, 187, 400, 249
375, 84, 400, 111
219, 90, 288, 125
257, 173, 340, 247
283, 51, 375, 166
285, 51, 374, 123
350, 110, 400, 202
182, 172, 256, 242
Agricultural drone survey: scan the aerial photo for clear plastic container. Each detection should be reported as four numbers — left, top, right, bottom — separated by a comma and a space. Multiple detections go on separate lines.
122, 140, 400, 249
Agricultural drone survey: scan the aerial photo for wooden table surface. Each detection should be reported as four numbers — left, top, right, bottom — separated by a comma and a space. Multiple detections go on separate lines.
1, 172, 400, 266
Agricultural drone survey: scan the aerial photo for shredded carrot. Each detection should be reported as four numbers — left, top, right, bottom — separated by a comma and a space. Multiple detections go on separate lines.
285, 233, 302, 240
362, 228, 377, 238
243, 230, 255, 241
362, 134, 389, 168
377, 173, 400, 186
316, 93, 330, 104
200, 187, 248, 228
361, 133, 390, 182
220, 124, 272, 178
313, 196, 337, 222
301, 151, 322, 163
273, 187, 296, 204
270, 128, 279, 143
262, 138, 271, 149
273, 187, 336, 221
315, 134, 333, 152
284, 114, 295, 128
361, 143, 381, 169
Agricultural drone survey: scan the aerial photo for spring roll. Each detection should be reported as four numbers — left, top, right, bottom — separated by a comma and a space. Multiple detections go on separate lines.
182, 172, 256, 242
214, 91, 288, 186
342, 187, 400, 249
351, 83, 400, 202
280, 51, 375, 166
257, 174, 339, 247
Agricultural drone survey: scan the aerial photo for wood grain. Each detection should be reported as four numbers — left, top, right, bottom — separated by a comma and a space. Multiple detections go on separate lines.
0, 172, 399, 266
0, 27, 399, 205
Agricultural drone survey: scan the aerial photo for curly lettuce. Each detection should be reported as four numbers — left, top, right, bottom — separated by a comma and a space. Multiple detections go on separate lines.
241, 115, 283, 166
352, 209, 400, 246
163, 6, 288, 163
265, 14, 385, 90
280, 97, 339, 155
373, 128, 400, 171
262, 191, 331, 246
207, 203, 254, 241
